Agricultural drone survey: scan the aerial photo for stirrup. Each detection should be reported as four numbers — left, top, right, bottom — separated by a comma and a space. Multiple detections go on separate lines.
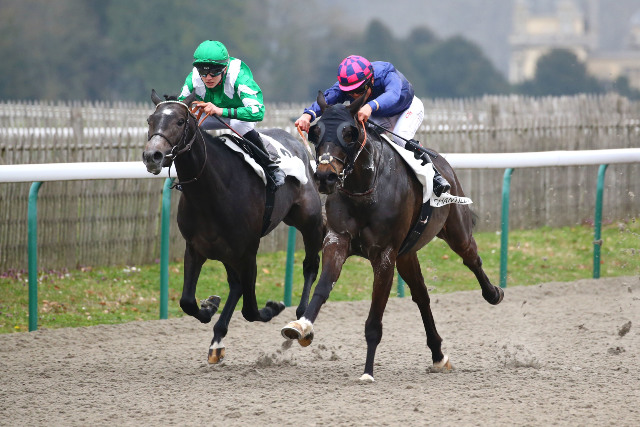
266, 164, 285, 190
433, 174, 450, 197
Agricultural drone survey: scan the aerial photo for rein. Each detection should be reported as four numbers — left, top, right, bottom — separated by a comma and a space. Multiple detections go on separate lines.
150, 100, 208, 188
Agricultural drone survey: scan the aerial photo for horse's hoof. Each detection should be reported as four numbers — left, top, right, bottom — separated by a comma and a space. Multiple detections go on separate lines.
431, 354, 453, 372
298, 331, 314, 347
281, 318, 314, 347
491, 287, 504, 305
281, 323, 303, 340
266, 300, 286, 316
359, 373, 375, 383
201, 295, 221, 311
208, 347, 225, 364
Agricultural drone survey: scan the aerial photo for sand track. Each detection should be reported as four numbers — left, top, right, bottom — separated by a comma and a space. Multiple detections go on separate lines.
1, 276, 638, 426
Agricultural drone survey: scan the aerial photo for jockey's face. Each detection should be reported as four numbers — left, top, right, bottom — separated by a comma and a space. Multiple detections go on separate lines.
348, 86, 371, 101
200, 68, 226, 88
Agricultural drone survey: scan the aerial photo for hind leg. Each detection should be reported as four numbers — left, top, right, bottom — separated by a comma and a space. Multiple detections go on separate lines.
396, 253, 452, 371
438, 205, 503, 305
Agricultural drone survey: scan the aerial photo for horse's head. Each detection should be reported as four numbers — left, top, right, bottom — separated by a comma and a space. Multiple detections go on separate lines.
310, 91, 366, 194
142, 89, 197, 174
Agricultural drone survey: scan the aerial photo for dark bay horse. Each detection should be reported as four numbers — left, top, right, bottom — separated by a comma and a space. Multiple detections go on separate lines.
282, 92, 503, 382
143, 90, 323, 364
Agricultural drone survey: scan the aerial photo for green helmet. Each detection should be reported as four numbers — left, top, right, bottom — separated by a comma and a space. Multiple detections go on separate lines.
192, 40, 229, 67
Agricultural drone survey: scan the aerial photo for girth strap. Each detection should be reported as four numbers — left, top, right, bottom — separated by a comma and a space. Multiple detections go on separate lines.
398, 201, 434, 256
261, 187, 276, 236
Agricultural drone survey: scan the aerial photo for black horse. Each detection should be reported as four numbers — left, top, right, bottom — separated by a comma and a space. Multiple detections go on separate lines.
143, 90, 323, 364
281, 92, 503, 382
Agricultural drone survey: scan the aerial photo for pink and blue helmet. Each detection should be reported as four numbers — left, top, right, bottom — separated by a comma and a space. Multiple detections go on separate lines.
337, 55, 374, 91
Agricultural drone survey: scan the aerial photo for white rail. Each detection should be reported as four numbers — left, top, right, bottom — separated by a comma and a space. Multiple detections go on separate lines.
2, 149, 640, 183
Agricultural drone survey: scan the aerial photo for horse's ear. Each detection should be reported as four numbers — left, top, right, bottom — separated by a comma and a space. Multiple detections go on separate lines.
151, 89, 163, 105
317, 90, 328, 113
348, 92, 367, 117
183, 93, 197, 107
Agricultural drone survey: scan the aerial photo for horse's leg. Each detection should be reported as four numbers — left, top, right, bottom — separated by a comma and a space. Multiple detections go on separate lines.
287, 205, 323, 320
358, 250, 398, 382
208, 263, 243, 364
396, 253, 452, 372
438, 205, 504, 305
179, 243, 220, 323
281, 230, 349, 347
237, 256, 286, 323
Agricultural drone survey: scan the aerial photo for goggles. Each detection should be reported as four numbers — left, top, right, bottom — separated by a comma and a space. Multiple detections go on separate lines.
196, 65, 226, 78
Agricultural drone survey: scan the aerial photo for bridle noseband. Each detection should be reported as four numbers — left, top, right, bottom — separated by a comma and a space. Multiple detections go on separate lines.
149, 100, 208, 187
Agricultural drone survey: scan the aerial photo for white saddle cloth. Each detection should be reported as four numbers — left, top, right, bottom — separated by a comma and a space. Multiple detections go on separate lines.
382, 135, 473, 207
221, 132, 310, 186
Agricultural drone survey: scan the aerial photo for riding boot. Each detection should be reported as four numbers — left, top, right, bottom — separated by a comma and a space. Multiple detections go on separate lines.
406, 140, 451, 197
243, 130, 286, 190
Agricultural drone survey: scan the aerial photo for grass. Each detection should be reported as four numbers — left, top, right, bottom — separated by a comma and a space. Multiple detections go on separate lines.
1, 219, 638, 334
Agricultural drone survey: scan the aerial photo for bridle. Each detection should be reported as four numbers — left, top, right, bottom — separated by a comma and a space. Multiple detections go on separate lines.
148, 100, 208, 187
317, 118, 380, 196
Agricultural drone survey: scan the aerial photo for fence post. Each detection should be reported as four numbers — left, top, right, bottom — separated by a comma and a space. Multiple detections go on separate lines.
593, 164, 608, 279
28, 182, 43, 332
159, 178, 174, 319
283, 226, 297, 306
499, 168, 514, 289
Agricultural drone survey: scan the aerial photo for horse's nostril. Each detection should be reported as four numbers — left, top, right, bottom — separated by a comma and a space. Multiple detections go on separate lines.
153, 151, 164, 162
326, 173, 338, 184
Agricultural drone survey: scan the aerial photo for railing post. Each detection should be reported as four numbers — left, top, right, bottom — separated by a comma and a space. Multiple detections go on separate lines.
159, 178, 174, 319
593, 164, 608, 279
28, 182, 43, 332
499, 168, 514, 289
284, 226, 297, 306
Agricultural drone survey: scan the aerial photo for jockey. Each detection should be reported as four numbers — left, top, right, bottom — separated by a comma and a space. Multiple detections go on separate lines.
295, 55, 450, 196
179, 40, 285, 190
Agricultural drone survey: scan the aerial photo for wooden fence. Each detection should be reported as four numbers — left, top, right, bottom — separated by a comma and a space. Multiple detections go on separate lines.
1, 94, 639, 272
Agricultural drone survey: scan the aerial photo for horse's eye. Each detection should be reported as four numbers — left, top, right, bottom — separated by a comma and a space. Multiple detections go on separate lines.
177, 118, 185, 126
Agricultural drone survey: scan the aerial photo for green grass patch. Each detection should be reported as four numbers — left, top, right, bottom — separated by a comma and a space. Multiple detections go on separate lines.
1, 220, 638, 334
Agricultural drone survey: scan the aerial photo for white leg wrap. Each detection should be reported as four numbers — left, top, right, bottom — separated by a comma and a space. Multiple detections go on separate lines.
433, 354, 449, 369
359, 373, 375, 383
209, 340, 225, 350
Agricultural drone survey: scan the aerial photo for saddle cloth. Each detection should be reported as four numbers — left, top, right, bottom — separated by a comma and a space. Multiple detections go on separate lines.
381, 134, 473, 207
221, 132, 310, 186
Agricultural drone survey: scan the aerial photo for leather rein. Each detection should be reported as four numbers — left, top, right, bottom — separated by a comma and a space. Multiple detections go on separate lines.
148, 100, 208, 187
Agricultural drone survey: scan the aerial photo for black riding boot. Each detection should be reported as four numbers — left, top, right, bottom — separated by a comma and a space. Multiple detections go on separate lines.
406, 140, 451, 197
243, 130, 286, 190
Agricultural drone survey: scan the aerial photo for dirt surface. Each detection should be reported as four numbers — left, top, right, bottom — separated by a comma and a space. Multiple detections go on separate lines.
1, 276, 638, 426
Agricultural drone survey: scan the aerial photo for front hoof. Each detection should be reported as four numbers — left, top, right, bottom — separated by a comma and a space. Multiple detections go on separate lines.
281, 322, 303, 340
208, 347, 225, 364
298, 331, 314, 347
430, 354, 453, 372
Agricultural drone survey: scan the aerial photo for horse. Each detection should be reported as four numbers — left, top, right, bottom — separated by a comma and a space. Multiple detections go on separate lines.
281, 92, 504, 382
142, 90, 324, 364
